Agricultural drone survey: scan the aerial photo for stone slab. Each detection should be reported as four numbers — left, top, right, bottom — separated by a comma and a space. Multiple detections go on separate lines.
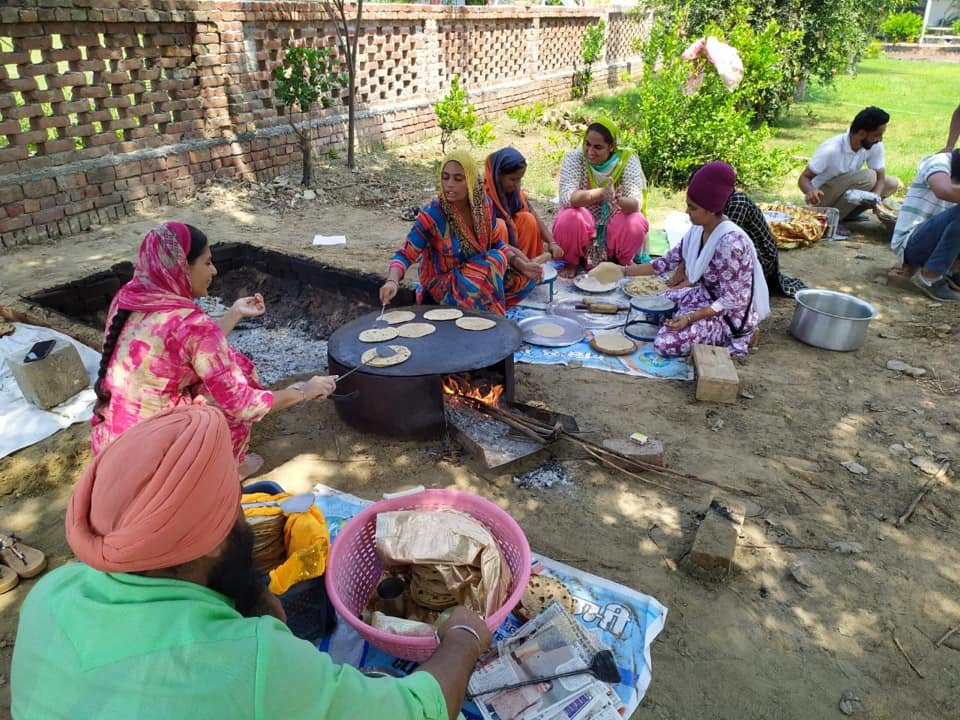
8, 337, 89, 409
689, 497, 746, 578
692, 344, 739, 404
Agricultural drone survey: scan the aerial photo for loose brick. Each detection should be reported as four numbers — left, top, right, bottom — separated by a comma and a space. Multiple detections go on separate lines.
688, 498, 745, 577
692, 344, 739, 404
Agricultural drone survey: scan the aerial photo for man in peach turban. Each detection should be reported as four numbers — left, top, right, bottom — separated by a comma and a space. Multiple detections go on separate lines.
12, 406, 491, 720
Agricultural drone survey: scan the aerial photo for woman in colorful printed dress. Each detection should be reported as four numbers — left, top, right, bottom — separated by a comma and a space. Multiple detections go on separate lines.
483, 147, 564, 261
92, 222, 337, 478
379, 150, 541, 315
553, 119, 650, 278
624, 162, 770, 357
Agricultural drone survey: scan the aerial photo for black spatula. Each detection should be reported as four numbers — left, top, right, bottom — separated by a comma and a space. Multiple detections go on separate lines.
466, 649, 621, 699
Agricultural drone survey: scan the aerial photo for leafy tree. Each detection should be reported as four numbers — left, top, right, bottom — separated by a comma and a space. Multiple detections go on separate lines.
572, 20, 606, 99
433, 75, 496, 153
322, 0, 364, 169
274, 46, 344, 185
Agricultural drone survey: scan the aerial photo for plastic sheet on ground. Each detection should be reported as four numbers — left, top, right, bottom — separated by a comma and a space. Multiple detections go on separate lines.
0, 323, 100, 460
312, 484, 668, 719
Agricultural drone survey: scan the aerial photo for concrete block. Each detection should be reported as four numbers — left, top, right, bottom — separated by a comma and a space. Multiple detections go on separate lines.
8, 338, 89, 409
601, 437, 665, 466
692, 344, 738, 404
689, 498, 745, 577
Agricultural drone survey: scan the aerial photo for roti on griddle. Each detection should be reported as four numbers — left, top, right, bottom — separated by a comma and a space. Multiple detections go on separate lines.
423, 308, 463, 321
359, 327, 399, 342
455, 317, 496, 331
396, 322, 436, 338
382, 310, 416, 325
360, 345, 411, 367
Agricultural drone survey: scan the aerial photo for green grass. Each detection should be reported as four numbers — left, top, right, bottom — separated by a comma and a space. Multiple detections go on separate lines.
772, 56, 960, 189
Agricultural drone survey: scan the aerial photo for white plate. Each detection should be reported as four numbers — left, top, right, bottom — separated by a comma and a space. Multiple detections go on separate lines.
574, 275, 619, 294
538, 263, 558, 284
763, 210, 792, 223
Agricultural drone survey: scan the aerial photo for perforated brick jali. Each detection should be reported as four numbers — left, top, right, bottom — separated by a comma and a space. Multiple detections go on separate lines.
0, 3, 644, 248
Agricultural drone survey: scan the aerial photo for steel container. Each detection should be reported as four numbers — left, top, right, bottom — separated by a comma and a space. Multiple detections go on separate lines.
789, 289, 877, 352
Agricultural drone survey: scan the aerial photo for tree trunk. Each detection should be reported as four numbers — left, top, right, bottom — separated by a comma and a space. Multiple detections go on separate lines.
793, 77, 808, 102
301, 133, 312, 186
347, 67, 356, 169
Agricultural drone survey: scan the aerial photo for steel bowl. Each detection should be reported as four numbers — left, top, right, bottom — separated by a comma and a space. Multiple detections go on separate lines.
789, 289, 877, 352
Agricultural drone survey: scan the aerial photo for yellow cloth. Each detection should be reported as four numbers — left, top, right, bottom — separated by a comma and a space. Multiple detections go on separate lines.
241, 492, 330, 595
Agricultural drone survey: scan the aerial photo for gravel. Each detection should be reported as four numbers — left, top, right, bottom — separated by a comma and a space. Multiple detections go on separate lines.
198, 296, 329, 386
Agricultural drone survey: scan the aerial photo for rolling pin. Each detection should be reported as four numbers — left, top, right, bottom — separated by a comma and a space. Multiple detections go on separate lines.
531, 252, 552, 264
575, 302, 627, 314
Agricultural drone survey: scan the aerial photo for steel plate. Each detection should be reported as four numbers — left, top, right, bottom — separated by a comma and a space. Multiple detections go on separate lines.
629, 295, 675, 313
518, 315, 586, 347
624, 321, 660, 341
573, 275, 619, 293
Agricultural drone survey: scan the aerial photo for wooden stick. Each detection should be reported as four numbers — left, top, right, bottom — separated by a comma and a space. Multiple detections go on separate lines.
892, 630, 925, 678
896, 463, 949, 528
580, 443, 697, 497
935, 622, 960, 648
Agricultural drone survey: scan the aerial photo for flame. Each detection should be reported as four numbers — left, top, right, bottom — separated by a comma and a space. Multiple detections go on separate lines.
442, 374, 504, 407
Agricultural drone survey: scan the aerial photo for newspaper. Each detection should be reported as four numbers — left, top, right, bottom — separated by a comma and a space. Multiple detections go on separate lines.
468, 603, 623, 720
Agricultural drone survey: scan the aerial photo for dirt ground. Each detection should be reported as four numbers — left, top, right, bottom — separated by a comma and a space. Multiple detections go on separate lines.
1, 134, 958, 719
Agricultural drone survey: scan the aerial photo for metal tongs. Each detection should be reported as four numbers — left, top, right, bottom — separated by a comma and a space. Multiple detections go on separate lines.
336, 346, 398, 383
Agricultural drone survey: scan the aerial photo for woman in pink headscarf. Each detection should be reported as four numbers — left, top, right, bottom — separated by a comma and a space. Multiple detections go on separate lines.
91, 222, 336, 478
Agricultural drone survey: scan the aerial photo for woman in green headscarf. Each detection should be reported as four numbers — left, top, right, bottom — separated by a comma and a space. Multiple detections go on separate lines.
553, 119, 650, 278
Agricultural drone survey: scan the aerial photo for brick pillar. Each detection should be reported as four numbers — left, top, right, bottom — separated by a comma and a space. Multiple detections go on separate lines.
527, 16, 540, 80
421, 17, 440, 96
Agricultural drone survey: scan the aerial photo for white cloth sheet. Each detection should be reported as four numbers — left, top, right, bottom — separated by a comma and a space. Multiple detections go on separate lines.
0, 323, 100, 459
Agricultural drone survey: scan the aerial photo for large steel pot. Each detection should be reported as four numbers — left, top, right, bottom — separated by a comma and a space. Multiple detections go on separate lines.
789, 289, 877, 352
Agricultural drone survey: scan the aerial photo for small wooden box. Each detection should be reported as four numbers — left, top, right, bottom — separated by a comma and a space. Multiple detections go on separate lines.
692, 344, 738, 404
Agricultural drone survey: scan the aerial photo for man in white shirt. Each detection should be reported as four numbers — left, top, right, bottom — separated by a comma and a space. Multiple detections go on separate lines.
890, 149, 960, 302
798, 106, 901, 221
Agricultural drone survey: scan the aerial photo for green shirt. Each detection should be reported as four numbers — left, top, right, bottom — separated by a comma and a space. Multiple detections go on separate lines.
12, 564, 449, 720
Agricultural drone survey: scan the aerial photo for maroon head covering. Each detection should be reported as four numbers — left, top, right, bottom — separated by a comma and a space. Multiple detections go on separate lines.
687, 162, 736, 213
114, 222, 198, 313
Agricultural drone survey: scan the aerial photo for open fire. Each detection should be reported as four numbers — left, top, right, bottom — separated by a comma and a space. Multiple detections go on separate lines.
442, 372, 504, 407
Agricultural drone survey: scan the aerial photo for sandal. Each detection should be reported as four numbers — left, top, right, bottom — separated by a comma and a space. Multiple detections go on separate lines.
238, 452, 265, 481
0, 533, 47, 579
0, 565, 18, 594
400, 206, 420, 222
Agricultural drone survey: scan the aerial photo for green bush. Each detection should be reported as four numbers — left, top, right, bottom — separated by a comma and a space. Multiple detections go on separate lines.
863, 39, 885, 58
613, 13, 787, 190
881, 12, 923, 42
505, 102, 545, 131
572, 20, 605, 99
951, 18, 960, 36
433, 75, 496, 152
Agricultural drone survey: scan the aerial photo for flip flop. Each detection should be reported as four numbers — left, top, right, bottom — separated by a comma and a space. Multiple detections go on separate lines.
0, 533, 47, 579
0, 565, 18, 594
238, 452, 265, 481
400, 206, 420, 222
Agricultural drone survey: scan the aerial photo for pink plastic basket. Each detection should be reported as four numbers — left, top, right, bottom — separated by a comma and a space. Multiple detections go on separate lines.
325, 488, 531, 661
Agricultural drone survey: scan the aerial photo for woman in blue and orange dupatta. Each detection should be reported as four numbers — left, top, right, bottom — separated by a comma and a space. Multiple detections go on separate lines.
483, 147, 564, 261
379, 150, 542, 316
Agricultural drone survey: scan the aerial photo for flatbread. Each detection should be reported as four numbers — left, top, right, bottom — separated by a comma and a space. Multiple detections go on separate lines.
360, 344, 411, 367
588, 261, 623, 284
593, 333, 635, 353
0, 321, 14, 338
624, 276, 667, 296
423, 308, 463, 321
455, 317, 496, 331
382, 310, 416, 325
396, 322, 436, 338
532, 322, 565, 338
359, 327, 399, 343
515, 574, 577, 622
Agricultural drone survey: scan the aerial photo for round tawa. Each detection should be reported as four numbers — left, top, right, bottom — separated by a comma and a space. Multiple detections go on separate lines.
456, 316, 496, 331
358, 327, 399, 343
382, 310, 416, 325
423, 308, 463, 321
590, 333, 637, 356
360, 345, 411, 367
395, 322, 436, 338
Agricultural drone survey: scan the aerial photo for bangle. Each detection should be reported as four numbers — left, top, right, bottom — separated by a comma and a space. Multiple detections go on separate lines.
439, 624, 483, 651
384, 279, 398, 287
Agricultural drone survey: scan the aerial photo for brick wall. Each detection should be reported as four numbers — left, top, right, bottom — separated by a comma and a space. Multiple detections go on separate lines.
0, 2, 648, 249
